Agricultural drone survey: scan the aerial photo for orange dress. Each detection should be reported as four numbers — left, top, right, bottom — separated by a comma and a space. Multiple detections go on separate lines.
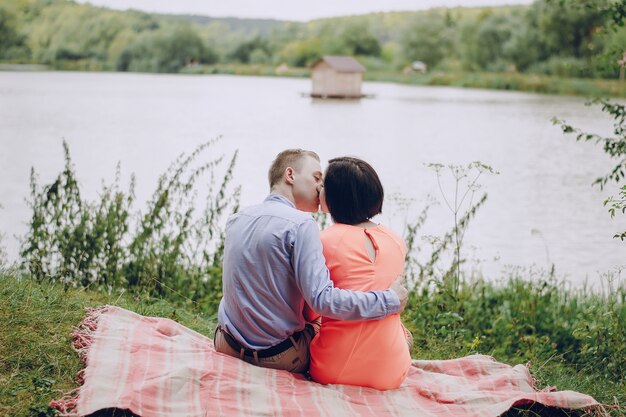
309, 223, 411, 390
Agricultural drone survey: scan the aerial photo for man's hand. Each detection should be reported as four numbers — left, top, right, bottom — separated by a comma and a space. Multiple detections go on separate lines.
390, 275, 408, 313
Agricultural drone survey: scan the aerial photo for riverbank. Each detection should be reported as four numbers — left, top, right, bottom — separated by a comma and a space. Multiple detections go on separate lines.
367, 70, 626, 98
0, 270, 623, 416
180, 63, 626, 98
2, 60, 623, 98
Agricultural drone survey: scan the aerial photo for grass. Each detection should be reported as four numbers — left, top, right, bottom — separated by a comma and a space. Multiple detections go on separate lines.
1, 269, 624, 416
0, 269, 215, 417
15, 58, 626, 97
366, 70, 626, 98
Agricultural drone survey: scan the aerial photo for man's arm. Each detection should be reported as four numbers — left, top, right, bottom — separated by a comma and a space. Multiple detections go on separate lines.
292, 220, 406, 320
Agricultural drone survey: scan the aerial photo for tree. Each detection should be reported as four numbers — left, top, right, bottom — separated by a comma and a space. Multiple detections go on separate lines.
27, 4, 126, 65
537, 1, 606, 58
339, 23, 381, 57
278, 38, 321, 67
155, 25, 217, 70
0, 4, 27, 59
460, 11, 521, 71
228, 37, 271, 64
506, 0, 609, 72
400, 11, 454, 69
118, 25, 216, 73
595, 24, 626, 77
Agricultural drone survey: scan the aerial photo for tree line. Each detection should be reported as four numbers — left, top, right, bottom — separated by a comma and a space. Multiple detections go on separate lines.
0, 0, 625, 77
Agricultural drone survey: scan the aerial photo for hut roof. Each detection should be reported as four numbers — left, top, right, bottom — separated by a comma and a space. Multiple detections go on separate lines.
311, 56, 365, 73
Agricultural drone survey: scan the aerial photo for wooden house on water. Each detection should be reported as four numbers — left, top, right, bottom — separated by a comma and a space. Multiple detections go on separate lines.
310, 56, 366, 98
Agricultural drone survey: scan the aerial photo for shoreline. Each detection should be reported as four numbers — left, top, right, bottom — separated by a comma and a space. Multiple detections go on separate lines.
2, 62, 625, 98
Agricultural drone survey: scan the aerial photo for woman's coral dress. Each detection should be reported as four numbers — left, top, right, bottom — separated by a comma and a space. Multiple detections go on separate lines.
309, 223, 411, 390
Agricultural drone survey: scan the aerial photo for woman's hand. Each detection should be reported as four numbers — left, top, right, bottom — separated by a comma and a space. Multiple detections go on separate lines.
390, 276, 408, 313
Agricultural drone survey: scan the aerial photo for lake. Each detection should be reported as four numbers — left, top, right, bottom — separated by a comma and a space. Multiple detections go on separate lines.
0, 71, 623, 285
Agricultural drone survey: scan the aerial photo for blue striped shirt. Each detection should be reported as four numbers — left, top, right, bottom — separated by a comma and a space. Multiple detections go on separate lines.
217, 194, 400, 350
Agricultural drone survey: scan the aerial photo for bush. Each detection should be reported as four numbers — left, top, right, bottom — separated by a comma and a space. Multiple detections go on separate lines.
404, 268, 626, 382
117, 25, 218, 73
278, 38, 322, 68
228, 37, 272, 64
20, 138, 240, 316
527, 57, 595, 78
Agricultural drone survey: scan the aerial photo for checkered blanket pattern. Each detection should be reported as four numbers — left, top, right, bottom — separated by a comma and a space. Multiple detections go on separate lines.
51, 306, 605, 417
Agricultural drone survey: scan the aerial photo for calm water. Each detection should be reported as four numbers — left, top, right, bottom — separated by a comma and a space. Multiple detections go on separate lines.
0, 71, 623, 284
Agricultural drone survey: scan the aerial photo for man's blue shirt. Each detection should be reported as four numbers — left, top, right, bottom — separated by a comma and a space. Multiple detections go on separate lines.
217, 194, 400, 350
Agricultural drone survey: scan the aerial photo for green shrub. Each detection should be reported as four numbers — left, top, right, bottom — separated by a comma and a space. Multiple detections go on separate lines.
527, 57, 595, 78
20, 138, 239, 316
403, 269, 626, 383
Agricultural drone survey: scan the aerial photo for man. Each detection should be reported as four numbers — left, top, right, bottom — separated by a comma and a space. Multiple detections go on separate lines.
215, 149, 408, 373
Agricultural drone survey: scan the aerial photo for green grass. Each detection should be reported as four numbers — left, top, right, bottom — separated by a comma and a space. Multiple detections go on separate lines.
0, 269, 624, 416
402, 271, 626, 417
0, 270, 215, 417
365, 70, 626, 98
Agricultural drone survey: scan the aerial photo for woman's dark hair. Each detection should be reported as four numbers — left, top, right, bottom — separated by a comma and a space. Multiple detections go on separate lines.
324, 157, 384, 225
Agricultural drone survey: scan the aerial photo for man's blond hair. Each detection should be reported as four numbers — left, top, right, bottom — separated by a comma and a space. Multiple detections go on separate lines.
268, 149, 320, 189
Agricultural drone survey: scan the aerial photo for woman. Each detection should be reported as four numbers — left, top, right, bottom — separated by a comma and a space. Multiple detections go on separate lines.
308, 156, 412, 390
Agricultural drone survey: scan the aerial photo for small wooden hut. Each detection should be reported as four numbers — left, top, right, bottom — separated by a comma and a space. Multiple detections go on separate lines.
310, 56, 366, 98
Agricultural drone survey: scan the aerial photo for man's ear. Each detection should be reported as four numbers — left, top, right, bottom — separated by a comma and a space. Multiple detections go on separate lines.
285, 167, 295, 185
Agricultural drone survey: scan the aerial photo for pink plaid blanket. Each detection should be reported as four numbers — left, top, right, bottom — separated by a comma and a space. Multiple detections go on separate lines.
51, 306, 605, 417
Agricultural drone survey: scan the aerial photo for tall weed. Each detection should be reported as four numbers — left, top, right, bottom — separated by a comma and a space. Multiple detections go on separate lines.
403, 266, 626, 383
399, 161, 625, 383
20, 138, 240, 315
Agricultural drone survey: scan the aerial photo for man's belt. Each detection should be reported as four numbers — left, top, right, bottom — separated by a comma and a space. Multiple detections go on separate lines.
220, 328, 302, 359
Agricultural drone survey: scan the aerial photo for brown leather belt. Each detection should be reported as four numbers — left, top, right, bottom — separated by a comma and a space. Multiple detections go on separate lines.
219, 327, 304, 358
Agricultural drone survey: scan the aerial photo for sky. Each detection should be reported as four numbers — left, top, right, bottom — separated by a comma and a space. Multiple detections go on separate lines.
74, 0, 535, 21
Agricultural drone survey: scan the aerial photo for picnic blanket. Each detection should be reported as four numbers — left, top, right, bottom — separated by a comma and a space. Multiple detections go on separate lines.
51, 305, 606, 417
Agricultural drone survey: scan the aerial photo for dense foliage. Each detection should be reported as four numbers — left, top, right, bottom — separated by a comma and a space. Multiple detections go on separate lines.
1, 0, 625, 78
